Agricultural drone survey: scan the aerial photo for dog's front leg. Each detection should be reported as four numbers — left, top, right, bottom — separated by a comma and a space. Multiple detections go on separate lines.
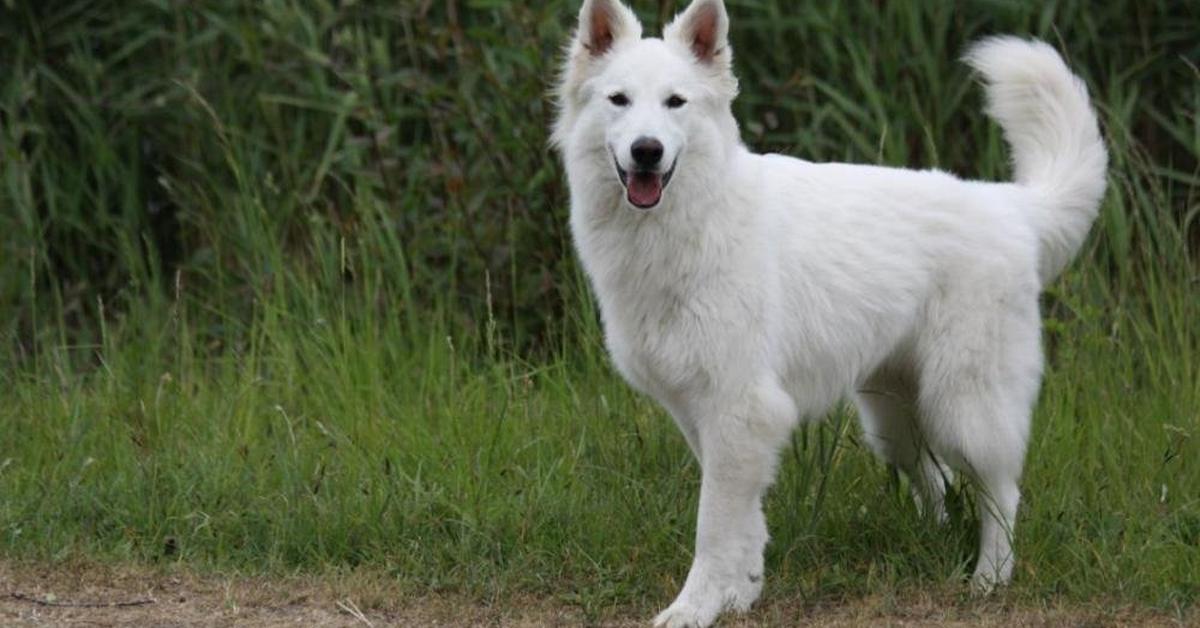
652, 464, 769, 628
654, 383, 795, 628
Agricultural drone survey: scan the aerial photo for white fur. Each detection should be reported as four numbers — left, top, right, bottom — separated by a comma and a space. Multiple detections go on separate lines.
553, 2, 1107, 626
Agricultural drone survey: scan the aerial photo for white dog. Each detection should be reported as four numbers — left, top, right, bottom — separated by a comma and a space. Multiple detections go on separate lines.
552, 0, 1106, 625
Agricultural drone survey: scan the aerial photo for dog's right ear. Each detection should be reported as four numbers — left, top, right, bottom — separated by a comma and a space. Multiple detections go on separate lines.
574, 0, 641, 58
552, 1, 641, 151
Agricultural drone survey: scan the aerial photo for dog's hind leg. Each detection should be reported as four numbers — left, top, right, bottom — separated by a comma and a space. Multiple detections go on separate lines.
653, 379, 797, 628
915, 285, 1042, 592
966, 452, 1024, 591
856, 367, 952, 523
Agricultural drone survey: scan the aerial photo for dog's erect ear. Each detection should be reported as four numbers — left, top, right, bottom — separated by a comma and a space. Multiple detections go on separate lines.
665, 0, 730, 65
575, 0, 641, 58
552, 0, 642, 150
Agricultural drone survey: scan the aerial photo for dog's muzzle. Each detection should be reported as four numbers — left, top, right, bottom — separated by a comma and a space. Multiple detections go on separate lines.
614, 154, 677, 209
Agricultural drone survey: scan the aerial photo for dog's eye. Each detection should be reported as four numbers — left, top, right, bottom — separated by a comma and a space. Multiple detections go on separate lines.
665, 94, 687, 109
608, 93, 630, 107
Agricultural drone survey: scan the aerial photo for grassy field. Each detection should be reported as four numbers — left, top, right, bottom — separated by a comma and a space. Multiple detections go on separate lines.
1, 0, 1198, 622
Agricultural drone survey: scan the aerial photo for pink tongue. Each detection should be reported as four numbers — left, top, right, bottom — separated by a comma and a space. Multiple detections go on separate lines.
627, 172, 663, 207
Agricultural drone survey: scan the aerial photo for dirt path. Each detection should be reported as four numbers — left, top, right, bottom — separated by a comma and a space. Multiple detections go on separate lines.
1, 560, 1191, 627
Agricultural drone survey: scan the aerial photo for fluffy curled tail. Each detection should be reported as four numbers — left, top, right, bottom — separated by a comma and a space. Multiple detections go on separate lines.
965, 37, 1108, 283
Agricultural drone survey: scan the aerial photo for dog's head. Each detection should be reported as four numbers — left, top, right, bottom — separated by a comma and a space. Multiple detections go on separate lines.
552, 0, 739, 211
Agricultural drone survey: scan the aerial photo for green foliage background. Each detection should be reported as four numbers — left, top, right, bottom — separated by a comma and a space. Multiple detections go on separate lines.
2, 1, 1196, 352
0, 0, 1197, 617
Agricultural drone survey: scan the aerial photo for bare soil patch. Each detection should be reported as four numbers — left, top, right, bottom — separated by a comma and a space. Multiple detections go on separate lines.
0, 560, 1190, 627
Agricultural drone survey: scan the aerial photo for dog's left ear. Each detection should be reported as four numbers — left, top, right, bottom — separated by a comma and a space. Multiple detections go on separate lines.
552, 1, 643, 150
665, 0, 730, 66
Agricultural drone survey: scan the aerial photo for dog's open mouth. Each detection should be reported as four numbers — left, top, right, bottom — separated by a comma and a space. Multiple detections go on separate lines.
614, 155, 677, 209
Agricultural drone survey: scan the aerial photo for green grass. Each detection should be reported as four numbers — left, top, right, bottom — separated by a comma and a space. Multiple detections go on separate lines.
1, 0, 1198, 620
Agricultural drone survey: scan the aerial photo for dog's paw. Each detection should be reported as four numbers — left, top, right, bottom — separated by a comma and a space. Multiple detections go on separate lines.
969, 567, 1011, 596
652, 601, 714, 628
970, 574, 997, 597
652, 570, 762, 628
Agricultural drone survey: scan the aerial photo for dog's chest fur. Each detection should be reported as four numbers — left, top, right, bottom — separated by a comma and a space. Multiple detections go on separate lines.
574, 199, 770, 401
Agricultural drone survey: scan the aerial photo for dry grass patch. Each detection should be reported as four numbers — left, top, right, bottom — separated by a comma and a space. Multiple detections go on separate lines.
2, 560, 1192, 627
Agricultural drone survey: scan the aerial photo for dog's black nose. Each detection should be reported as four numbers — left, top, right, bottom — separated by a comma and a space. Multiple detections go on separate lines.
631, 137, 664, 169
